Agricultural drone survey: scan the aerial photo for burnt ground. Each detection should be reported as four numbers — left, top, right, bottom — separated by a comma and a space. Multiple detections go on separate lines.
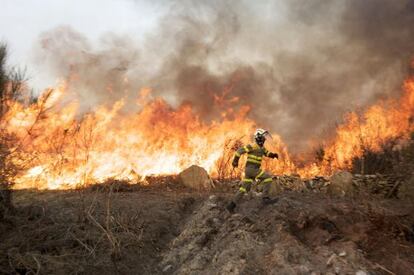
1, 181, 414, 275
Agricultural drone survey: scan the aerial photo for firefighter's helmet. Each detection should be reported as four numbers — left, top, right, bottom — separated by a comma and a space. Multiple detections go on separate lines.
254, 128, 269, 146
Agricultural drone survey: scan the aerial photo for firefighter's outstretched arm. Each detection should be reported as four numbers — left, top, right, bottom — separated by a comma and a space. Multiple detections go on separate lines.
232, 145, 250, 168
264, 148, 279, 159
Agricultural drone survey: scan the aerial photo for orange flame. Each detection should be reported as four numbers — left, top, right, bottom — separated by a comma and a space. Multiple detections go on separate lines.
3, 69, 414, 189
4, 83, 292, 189
301, 76, 414, 177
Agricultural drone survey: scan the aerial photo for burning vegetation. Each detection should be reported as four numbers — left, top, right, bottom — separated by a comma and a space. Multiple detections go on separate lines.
0, 61, 413, 189
1, 0, 412, 190
2, 1, 414, 190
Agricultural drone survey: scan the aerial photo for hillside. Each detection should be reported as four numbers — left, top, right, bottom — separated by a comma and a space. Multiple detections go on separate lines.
1, 180, 413, 274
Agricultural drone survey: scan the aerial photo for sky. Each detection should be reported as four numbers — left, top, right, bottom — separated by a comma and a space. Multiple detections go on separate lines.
1, 0, 167, 89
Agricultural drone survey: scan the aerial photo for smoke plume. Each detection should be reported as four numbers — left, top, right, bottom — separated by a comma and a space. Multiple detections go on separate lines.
33, 0, 414, 152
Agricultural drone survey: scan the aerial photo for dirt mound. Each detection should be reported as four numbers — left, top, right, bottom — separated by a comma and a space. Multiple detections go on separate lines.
1, 183, 414, 274
161, 193, 414, 275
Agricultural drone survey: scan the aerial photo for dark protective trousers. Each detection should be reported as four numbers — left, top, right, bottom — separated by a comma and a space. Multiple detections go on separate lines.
233, 166, 273, 203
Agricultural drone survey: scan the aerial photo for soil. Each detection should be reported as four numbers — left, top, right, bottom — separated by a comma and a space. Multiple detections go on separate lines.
1, 181, 414, 274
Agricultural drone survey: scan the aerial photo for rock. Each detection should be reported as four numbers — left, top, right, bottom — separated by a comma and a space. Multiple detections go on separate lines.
206, 203, 218, 210
329, 171, 354, 196
296, 265, 312, 274
398, 176, 414, 201
162, 264, 173, 273
339, 251, 347, 257
209, 195, 218, 202
326, 254, 336, 266
304, 176, 330, 192
269, 179, 284, 195
178, 165, 214, 191
270, 175, 305, 195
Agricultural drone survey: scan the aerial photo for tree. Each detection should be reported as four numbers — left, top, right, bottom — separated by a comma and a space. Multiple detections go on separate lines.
0, 43, 26, 219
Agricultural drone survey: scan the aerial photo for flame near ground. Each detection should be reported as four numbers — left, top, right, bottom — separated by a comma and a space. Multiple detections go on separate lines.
3, 73, 414, 189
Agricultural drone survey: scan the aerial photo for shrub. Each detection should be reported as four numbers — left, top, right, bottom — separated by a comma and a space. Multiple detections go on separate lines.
0, 44, 26, 219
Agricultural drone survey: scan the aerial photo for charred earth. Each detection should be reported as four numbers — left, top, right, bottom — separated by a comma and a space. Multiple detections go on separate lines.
1, 176, 413, 275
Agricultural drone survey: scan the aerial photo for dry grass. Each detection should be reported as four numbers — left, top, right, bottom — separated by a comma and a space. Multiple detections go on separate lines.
0, 180, 201, 274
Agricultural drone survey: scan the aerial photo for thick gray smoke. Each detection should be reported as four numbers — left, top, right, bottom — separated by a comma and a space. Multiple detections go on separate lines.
33, 0, 414, 152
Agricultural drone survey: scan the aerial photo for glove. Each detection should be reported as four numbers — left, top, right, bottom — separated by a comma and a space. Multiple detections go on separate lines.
268, 152, 279, 159
232, 157, 239, 168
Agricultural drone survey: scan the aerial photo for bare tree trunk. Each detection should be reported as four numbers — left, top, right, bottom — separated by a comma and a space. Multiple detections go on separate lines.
0, 44, 26, 220
0, 184, 12, 219
361, 156, 365, 175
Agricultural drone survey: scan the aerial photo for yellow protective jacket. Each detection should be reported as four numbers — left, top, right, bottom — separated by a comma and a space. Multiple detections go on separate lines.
234, 143, 275, 169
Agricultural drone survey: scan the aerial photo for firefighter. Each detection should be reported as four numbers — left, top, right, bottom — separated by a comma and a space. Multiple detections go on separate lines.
227, 129, 279, 213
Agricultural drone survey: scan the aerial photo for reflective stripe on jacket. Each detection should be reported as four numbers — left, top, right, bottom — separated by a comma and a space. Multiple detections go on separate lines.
234, 144, 272, 168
